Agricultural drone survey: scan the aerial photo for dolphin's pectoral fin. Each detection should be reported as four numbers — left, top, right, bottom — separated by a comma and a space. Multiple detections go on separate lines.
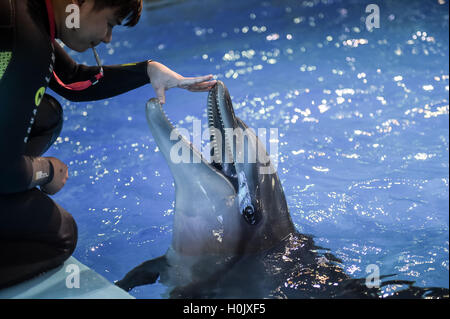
115, 255, 168, 292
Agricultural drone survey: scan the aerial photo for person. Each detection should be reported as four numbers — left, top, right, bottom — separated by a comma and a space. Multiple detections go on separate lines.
0, 0, 216, 288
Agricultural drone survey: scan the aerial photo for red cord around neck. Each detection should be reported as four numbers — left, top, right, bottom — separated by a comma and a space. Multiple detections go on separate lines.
44, 0, 104, 91
45, 0, 56, 41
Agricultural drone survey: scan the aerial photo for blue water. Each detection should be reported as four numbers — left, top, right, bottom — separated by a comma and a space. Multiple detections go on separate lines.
47, 0, 449, 298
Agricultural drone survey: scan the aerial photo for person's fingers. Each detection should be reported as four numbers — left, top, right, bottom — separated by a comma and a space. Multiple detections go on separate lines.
188, 86, 216, 92
182, 82, 216, 94
189, 82, 217, 91
190, 80, 217, 89
155, 87, 166, 104
178, 75, 215, 88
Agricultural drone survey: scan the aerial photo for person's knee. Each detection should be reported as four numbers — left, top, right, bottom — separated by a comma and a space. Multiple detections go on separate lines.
55, 206, 78, 260
31, 94, 63, 137
25, 94, 64, 156
66, 214, 78, 257
64, 213, 78, 257
43, 94, 63, 132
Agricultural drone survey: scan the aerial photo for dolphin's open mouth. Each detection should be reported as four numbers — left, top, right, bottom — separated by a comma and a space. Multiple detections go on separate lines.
145, 81, 260, 225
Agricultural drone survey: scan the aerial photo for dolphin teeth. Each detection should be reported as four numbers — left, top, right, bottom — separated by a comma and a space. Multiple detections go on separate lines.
207, 93, 222, 162
207, 87, 234, 168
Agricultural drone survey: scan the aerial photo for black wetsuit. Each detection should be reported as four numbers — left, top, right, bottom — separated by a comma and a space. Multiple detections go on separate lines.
0, 0, 150, 288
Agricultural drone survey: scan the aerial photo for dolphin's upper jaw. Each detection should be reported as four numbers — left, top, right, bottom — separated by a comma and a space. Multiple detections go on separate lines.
207, 82, 239, 186
207, 82, 261, 225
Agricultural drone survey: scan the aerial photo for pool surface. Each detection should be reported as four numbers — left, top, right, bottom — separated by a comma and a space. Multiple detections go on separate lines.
47, 0, 449, 298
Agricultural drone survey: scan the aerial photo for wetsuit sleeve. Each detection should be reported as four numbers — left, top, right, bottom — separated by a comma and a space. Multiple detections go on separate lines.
49, 41, 150, 102
0, 151, 53, 194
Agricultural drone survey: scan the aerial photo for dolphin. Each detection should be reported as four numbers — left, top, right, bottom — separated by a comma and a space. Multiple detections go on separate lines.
115, 81, 449, 299
116, 80, 296, 292
145, 80, 296, 256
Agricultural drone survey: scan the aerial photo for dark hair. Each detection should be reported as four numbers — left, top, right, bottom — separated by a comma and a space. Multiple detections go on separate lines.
92, 0, 143, 27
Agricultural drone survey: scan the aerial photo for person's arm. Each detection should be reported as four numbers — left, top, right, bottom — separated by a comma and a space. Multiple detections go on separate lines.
49, 41, 150, 102
0, 153, 54, 194
49, 41, 218, 104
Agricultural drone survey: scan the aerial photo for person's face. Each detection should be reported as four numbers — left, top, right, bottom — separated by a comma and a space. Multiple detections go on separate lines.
61, 0, 121, 52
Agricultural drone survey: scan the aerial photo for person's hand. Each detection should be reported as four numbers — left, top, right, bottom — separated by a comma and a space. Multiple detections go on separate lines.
41, 157, 68, 195
147, 61, 217, 104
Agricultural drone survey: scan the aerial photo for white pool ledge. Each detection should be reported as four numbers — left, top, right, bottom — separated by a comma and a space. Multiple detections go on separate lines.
0, 257, 134, 299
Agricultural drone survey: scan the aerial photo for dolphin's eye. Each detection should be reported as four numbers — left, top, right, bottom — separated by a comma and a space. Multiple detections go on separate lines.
243, 205, 257, 225
237, 171, 258, 225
